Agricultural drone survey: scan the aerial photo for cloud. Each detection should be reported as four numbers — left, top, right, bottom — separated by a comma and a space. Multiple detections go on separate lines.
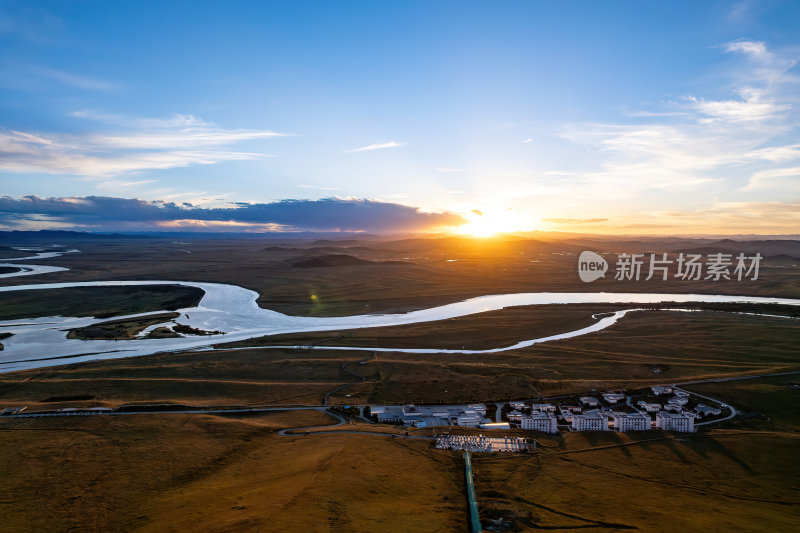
601, 200, 800, 235
435, 167, 470, 173
29, 66, 114, 91
0, 63, 115, 91
742, 166, 800, 191
542, 218, 608, 225
0, 195, 467, 233
724, 40, 769, 59
557, 40, 799, 198
0, 113, 287, 177
685, 88, 790, 123
346, 141, 403, 153
298, 184, 341, 191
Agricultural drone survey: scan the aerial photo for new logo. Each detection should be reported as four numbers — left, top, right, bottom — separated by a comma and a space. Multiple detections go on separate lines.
578, 251, 608, 283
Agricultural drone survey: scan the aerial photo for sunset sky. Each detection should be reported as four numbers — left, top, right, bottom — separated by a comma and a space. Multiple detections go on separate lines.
1, 1, 799, 235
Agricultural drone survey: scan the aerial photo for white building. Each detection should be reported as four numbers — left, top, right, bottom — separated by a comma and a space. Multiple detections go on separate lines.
571, 412, 608, 431
655, 411, 695, 432
667, 396, 688, 407
530, 403, 556, 412
693, 404, 722, 417
612, 412, 650, 432
580, 396, 599, 407
506, 410, 524, 422
637, 401, 662, 413
468, 403, 487, 414
602, 392, 626, 404
509, 401, 527, 410
520, 412, 558, 434
652, 385, 673, 395
457, 414, 482, 428
435, 434, 527, 453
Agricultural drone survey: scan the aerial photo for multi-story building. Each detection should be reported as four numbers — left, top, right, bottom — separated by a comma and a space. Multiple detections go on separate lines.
457, 414, 482, 427
506, 410, 524, 422
571, 411, 608, 431
580, 396, 599, 407
468, 403, 487, 415
655, 411, 695, 432
520, 412, 559, 434
602, 392, 626, 404
637, 401, 662, 413
611, 412, 650, 432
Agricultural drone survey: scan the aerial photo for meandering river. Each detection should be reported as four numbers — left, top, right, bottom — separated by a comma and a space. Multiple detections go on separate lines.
1, 248, 798, 373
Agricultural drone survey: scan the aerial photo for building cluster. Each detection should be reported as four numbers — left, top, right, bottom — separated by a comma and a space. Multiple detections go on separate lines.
368, 385, 724, 436
435, 434, 528, 453
369, 403, 501, 429
511, 385, 715, 433
645, 386, 723, 420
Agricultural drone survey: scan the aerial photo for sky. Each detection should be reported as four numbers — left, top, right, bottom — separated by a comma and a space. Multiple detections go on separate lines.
1, 0, 799, 235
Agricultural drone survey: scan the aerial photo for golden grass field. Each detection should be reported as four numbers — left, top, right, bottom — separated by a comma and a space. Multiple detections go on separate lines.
1, 308, 797, 411
0, 411, 466, 532
1, 236, 799, 531
1, 375, 798, 532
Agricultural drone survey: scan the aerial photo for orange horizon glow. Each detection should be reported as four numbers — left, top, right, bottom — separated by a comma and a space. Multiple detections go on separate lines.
455, 208, 539, 238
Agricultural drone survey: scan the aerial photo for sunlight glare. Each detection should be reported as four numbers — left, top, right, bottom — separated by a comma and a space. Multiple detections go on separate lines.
456, 208, 537, 237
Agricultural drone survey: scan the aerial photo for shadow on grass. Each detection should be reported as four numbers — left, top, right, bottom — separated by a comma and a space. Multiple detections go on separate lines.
683, 435, 755, 474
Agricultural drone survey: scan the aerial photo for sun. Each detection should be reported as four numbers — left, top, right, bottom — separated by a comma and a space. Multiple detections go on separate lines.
455, 208, 537, 238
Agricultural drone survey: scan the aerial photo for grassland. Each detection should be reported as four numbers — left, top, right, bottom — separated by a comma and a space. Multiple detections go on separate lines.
0, 236, 798, 531
0, 376, 797, 532
0, 411, 466, 533
470, 373, 800, 531
1, 308, 796, 411
0, 285, 203, 320
2, 236, 798, 318
67, 313, 180, 340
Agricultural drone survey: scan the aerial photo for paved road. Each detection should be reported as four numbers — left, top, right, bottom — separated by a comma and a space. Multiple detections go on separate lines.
674, 386, 738, 426
3, 404, 428, 440
322, 353, 374, 406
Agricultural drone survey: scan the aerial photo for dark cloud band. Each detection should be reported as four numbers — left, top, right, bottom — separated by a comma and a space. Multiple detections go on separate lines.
0, 195, 466, 233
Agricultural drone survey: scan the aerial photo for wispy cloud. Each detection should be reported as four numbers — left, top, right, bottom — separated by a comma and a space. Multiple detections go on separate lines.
435, 167, 470, 173
0, 62, 115, 91
346, 141, 403, 153
557, 40, 800, 199
542, 217, 607, 225
298, 184, 341, 191
724, 40, 769, 59
741, 166, 800, 191
0, 113, 289, 178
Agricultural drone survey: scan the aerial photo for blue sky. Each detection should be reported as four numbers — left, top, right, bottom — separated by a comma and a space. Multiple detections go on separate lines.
1, 0, 799, 234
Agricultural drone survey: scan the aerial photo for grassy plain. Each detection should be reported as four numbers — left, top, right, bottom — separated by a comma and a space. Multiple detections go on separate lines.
0, 285, 203, 320
0, 376, 797, 532
0, 235, 798, 531
1, 236, 798, 318
1, 308, 797, 411
470, 373, 800, 531
0, 411, 466, 533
